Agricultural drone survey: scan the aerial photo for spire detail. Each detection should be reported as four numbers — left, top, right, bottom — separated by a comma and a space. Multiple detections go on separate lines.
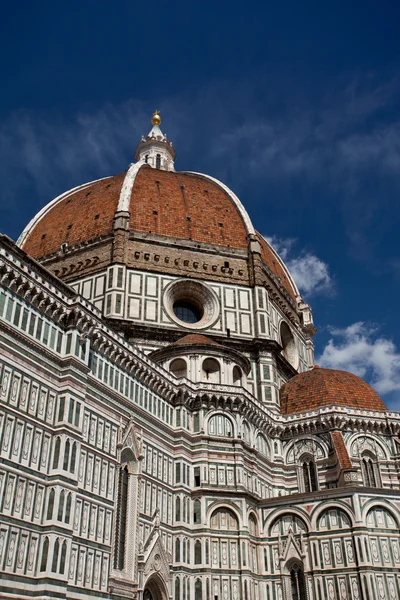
134, 111, 176, 171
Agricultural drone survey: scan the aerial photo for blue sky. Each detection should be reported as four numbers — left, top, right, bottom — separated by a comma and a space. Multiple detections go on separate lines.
1, 1, 400, 408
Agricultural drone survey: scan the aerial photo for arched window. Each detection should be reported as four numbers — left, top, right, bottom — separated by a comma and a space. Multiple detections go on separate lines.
183, 497, 187, 522
249, 514, 258, 536
242, 542, 247, 567
195, 540, 202, 564
52, 538, 60, 572
208, 414, 233, 438
114, 465, 129, 570
53, 437, 61, 469
70, 442, 77, 473
156, 154, 161, 169
193, 499, 201, 523
175, 577, 181, 600
170, 359, 187, 379
175, 538, 181, 562
302, 458, 318, 492
47, 489, 55, 520
290, 563, 306, 600
210, 508, 239, 531
145, 154, 149, 164
195, 579, 202, 600
57, 490, 65, 520
205, 540, 209, 564
233, 366, 242, 386
65, 493, 72, 524
39, 537, 49, 572
176, 496, 181, 521
202, 358, 221, 383
256, 434, 269, 457
63, 440, 70, 470
280, 322, 298, 368
60, 541, 67, 575
361, 453, 378, 488
242, 421, 251, 445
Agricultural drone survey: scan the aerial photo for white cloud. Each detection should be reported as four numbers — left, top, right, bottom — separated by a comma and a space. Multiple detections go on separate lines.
317, 322, 400, 395
264, 235, 332, 297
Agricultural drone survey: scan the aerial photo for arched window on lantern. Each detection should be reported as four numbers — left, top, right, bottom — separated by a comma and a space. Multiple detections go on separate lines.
156, 154, 161, 169
361, 452, 379, 488
300, 456, 318, 492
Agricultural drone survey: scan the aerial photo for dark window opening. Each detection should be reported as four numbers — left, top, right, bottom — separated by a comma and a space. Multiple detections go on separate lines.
194, 467, 201, 487
290, 566, 306, 600
173, 300, 202, 324
156, 154, 161, 169
302, 460, 318, 492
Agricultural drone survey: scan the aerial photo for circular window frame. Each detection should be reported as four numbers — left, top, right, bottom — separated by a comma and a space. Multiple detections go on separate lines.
163, 279, 220, 330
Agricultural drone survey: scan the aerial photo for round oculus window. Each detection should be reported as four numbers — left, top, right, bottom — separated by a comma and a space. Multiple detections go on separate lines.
163, 280, 219, 330
173, 300, 203, 324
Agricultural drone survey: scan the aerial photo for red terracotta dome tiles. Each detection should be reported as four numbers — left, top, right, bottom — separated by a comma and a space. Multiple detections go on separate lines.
280, 366, 387, 415
22, 172, 126, 258
130, 169, 249, 249
173, 334, 221, 346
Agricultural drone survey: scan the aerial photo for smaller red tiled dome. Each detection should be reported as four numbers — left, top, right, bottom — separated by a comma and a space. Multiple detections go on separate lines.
280, 366, 387, 415
172, 334, 220, 346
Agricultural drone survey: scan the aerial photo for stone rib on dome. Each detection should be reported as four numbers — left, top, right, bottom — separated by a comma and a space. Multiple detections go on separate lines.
280, 366, 387, 415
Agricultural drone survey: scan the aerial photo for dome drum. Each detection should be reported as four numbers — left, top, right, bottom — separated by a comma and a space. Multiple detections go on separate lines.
150, 334, 251, 386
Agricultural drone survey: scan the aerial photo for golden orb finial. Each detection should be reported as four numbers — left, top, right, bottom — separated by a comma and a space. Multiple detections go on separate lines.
152, 110, 161, 126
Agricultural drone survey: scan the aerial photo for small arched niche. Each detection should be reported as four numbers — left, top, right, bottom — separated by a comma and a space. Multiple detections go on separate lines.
202, 358, 221, 383
233, 366, 242, 386
280, 321, 299, 369
170, 358, 187, 379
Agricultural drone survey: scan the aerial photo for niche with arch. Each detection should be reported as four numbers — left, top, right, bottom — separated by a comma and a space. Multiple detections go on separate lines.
280, 321, 299, 368
210, 507, 239, 531
169, 358, 187, 379
202, 358, 221, 383
233, 366, 242, 386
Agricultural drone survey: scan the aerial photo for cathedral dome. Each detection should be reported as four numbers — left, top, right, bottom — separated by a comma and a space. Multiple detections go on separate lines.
17, 114, 299, 305
280, 366, 387, 414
